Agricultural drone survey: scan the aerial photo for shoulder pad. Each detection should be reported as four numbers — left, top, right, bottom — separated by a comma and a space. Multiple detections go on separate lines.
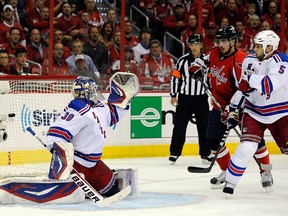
68, 98, 91, 116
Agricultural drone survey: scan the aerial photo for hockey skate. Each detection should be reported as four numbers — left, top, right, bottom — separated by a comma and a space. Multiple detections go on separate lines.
169, 155, 179, 165
223, 182, 236, 198
260, 170, 273, 192
201, 155, 214, 165
210, 170, 226, 189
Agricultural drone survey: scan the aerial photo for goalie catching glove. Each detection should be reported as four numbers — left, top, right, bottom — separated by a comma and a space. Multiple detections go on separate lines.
108, 72, 140, 109
188, 58, 208, 81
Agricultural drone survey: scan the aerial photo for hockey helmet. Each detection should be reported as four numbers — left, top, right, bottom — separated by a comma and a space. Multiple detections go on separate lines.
254, 30, 279, 54
72, 76, 104, 104
216, 25, 238, 40
188, 34, 202, 44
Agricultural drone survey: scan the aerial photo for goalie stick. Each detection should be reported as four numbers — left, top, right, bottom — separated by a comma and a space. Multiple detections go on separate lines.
26, 127, 131, 207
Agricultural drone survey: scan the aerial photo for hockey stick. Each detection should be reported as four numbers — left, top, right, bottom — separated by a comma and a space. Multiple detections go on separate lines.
187, 90, 246, 173
199, 78, 261, 167
26, 127, 131, 207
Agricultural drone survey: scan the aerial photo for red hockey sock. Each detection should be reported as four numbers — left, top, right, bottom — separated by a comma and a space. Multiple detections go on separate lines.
254, 146, 270, 172
215, 146, 231, 170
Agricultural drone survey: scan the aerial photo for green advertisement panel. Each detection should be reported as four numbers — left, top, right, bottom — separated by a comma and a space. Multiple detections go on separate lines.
131, 96, 162, 138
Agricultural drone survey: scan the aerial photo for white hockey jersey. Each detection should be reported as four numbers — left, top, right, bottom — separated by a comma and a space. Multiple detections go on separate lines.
46, 98, 129, 168
242, 52, 288, 124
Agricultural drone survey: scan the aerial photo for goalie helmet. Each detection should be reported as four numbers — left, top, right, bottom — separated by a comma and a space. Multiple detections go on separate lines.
254, 30, 279, 54
72, 76, 104, 104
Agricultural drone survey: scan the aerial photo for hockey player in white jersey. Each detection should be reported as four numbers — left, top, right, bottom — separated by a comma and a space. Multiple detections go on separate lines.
46, 74, 139, 198
223, 30, 288, 195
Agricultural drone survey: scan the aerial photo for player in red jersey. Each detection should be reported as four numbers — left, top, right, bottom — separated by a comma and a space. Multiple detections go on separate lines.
198, 25, 272, 189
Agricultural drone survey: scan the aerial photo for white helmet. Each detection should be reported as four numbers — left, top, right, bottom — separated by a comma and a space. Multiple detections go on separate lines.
72, 76, 104, 105
254, 30, 280, 58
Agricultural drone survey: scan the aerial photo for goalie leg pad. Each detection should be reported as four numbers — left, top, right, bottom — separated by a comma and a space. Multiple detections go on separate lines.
0, 176, 85, 204
115, 168, 138, 196
49, 141, 74, 180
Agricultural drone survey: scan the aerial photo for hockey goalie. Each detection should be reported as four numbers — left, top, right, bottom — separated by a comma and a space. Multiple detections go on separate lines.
0, 73, 139, 205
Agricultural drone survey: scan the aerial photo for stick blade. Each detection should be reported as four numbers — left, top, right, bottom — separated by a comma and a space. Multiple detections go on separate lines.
97, 185, 131, 207
187, 165, 213, 173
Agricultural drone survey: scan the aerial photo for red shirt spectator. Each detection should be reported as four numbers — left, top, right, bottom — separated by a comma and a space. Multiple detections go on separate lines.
261, 1, 278, 27
216, 0, 241, 26
181, 14, 199, 52
189, 0, 215, 28
108, 30, 121, 65
77, 0, 104, 28
123, 20, 139, 48
0, 4, 26, 46
203, 22, 217, 54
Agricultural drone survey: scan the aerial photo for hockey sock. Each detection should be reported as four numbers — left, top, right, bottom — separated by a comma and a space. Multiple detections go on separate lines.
254, 146, 270, 172
226, 141, 258, 185
216, 146, 231, 170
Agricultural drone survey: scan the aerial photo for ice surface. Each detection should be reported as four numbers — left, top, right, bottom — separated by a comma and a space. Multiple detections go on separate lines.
0, 155, 287, 216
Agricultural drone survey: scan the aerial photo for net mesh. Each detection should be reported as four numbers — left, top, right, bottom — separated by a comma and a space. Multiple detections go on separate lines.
0, 78, 74, 178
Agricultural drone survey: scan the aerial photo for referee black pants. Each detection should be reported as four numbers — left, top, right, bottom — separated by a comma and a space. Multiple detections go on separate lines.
170, 94, 211, 157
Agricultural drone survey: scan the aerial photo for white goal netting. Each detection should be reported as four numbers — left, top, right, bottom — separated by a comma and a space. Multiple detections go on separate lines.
0, 78, 74, 178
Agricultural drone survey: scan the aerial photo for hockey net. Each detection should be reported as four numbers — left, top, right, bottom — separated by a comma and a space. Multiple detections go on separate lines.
0, 76, 76, 179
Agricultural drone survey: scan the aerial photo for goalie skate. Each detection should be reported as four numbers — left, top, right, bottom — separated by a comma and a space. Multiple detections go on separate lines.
261, 170, 273, 192
210, 170, 226, 189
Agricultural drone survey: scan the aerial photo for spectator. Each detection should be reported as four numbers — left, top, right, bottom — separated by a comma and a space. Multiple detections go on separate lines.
53, 29, 71, 59
112, 45, 139, 75
163, 3, 188, 38
203, 21, 217, 54
261, 20, 271, 30
77, 0, 104, 28
65, 39, 99, 76
219, 16, 229, 28
139, 39, 174, 85
42, 42, 70, 76
106, 8, 120, 32
123, 20, 139, 48
71, 54, 102, 87
79, 11, 90, 43
151, 0, 173, 43
235, 20, 254, 54
245, 14, 261, 38
83, 25, 109, 76
0, 27, 26, 63
189, 0, 215, 28
98, 21, 114, 48
181, 14, 199, 52
0, 49, 9, 74
108, 29, 121, 65
261, 1, 278, 27
26, 27, 48, 64
0, 4, 26, 46
132, 26, 152, 63
271, 13, 282, 37
54, 2, 84, 46
8, 0, 27, 30
242, 3, 257, 26
26, 0, 46, 28
8, 47, 32, 75
217, 0, 241, 26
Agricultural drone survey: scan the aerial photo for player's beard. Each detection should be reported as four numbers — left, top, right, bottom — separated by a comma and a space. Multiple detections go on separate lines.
256, 53, 265, 61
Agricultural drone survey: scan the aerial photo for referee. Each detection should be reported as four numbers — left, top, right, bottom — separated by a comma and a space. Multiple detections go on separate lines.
169, 34, 212, 165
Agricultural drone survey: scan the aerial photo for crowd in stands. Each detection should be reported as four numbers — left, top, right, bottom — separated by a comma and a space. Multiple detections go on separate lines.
0, 0, 287, 89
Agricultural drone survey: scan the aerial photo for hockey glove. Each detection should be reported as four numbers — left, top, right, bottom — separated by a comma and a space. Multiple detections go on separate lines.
220, 105, 241, 129
188, 58, 207, 81
239, 70, 255, 95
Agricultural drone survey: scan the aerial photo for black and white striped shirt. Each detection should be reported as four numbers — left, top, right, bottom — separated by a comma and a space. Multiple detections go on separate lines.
170, 51, 207, 97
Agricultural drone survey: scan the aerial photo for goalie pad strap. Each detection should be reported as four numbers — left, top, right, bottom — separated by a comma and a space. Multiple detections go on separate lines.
49, 141, 74, 180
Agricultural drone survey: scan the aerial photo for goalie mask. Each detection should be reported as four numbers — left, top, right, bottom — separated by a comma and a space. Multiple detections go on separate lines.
72, 76, 104, 104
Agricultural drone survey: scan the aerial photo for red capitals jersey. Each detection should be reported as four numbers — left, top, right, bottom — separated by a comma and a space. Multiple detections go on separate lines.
208, 48, 247, 110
